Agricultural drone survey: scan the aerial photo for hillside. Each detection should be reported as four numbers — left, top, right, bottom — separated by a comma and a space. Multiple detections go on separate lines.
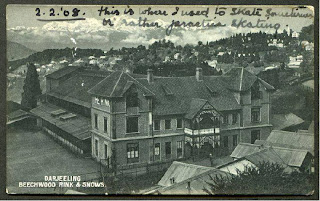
7, 48, 104, 72
7, 41, 36, 61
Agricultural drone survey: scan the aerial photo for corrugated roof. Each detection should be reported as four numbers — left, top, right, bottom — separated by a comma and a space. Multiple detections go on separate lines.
155, 168, 231, 195
244, 147, 287, 166
158, 161, 215, 187
231, 143, 310, 168
266, 130, 314, 155
271, 113, 304, 130
230, 143, 261, 159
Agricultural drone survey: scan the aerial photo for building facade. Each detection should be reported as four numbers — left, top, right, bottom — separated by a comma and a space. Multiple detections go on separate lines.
32, 66, 274, 170
87, 67, 274, 168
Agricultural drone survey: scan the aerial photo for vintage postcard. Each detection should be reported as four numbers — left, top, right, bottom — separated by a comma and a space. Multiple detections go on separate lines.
6, 5, 316, 196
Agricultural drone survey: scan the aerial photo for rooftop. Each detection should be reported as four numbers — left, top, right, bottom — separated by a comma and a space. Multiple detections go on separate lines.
46, 66, 274, 116
30, 103, 91, 141
231, 143, 311, 168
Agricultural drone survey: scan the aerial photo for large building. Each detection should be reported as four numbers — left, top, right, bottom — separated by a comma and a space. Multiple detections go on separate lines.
31, 66, 275, 170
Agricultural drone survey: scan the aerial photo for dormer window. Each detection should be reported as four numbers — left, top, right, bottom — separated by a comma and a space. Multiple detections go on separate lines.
126, 87, 139, 108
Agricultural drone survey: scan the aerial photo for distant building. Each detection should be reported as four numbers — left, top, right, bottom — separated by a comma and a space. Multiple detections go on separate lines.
268, 39, 284, 48
292, 31, 300, 38
288, 55, 303, 69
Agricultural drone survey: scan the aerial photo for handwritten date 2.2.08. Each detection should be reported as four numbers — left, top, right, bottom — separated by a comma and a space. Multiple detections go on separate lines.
35, 7, 85, 17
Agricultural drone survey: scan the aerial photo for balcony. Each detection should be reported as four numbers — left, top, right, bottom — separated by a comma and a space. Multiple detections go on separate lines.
184, 127, 220, 135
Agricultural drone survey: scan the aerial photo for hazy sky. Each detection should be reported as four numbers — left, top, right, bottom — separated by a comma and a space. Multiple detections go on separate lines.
7, 5, 314, 51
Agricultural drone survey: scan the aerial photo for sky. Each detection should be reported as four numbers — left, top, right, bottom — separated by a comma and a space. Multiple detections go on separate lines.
6, 5, 314, 51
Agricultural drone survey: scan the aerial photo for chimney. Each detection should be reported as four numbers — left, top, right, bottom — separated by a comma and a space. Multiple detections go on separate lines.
196, 67, 203, 81
147, 69, 154, 84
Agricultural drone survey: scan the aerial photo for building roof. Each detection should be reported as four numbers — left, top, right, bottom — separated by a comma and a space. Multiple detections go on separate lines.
47, 69, 112, 108
46, 67, 273, 116
222, 68, 274, 92
158, 161, 215, 187
30, 103, 91, 141
231, 143, 311, 168
271, 113, 304, 130
88, 71, 154, 98
137, 75, 241, 115
153, 167, 230, 195
243, 147, 287, 167
46, 66, 81, 79
230, 143, 262, 159
265, 130, 314, 155
7, 109, 31, 125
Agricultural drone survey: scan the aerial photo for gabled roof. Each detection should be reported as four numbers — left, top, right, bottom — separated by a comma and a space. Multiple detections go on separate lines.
223, 67, 274, 92
158, 161, 215, 187
88, 71, 154, 98
137, 75, 241, 115
230, 143, 262, 159
231, 143, 311, 168
271, 113, 304, 130
154, 166, 230, 195
185, 98, 209, 119
244, 147, 287, 167
266, 130, 314, 155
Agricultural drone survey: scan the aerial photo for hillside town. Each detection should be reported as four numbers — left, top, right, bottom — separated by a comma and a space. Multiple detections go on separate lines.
7, 24, 315, 195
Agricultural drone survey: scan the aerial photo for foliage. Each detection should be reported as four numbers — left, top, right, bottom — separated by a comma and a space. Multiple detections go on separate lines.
203, 162, 314, 195
299, 25, 314, 42
21, 63, 42, 110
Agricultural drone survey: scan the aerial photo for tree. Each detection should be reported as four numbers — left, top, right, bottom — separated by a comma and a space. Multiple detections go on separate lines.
21, 63, 42, 110
203, 162, 314, 195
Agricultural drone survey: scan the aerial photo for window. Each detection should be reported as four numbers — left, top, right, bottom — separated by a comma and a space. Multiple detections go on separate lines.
165, 119, 171, 129
104, 144, 108, 159
251, 130, 260, 144
251, 108, 261, 122
104, 117, 108, 133
165, 142, 171, 159
223, 136, 228, 147
154, 120, 160, 131
126, 117, 138, 133
233, 135, 238, 146
223, 114, 229, 124
177, 141, 183, 158
127, 143, 139, 163
232, 113, 237, 124
251, 82, 262, 100
126, 89, 139, 108
177, 119, 183, 129
94, 114, 98, 129
154, 143, 160, 161
95, 139, 99, 157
